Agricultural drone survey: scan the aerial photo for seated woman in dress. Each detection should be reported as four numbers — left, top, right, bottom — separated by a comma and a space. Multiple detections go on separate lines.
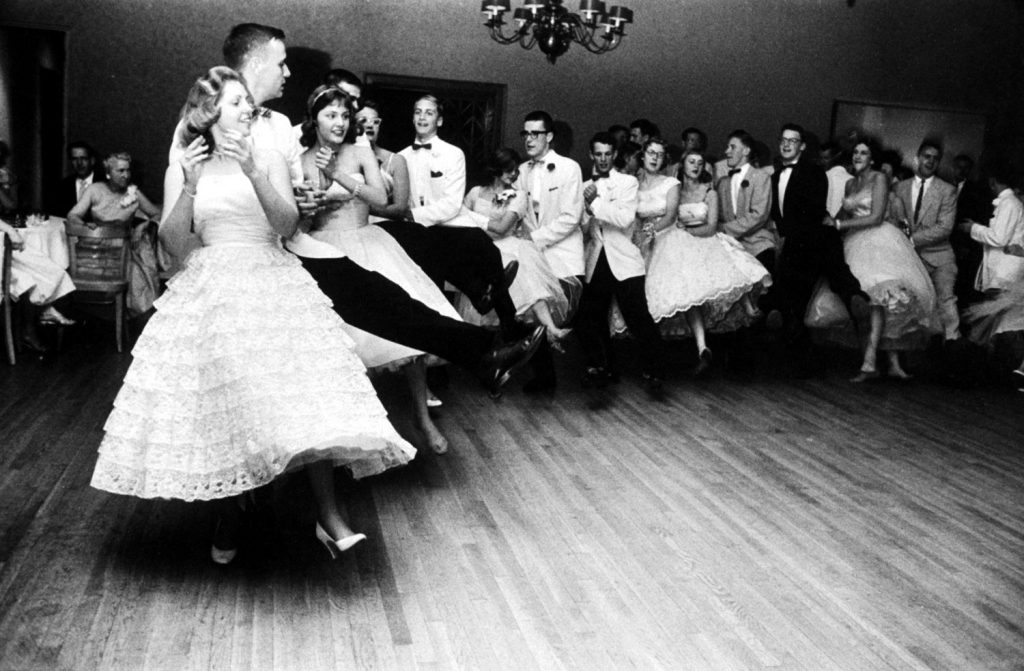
1, 219, 76, 352
642, 147, 770, 375
457, 147, 570, 349
91, 67, 415, 563
824, 138, 939, 381
300, 85, 454, 454
67, 152, 163, 315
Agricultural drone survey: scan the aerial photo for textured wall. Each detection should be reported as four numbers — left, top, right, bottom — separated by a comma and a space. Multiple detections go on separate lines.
1, 0, 1021, 198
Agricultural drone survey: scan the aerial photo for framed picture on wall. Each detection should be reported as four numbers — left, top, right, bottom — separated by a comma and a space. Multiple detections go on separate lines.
831, 99, 987, 177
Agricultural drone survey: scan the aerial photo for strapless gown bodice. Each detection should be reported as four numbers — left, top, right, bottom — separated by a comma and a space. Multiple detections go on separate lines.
311, 175, 371, 233
842, 188, 874, 219
193, 172, 281, 247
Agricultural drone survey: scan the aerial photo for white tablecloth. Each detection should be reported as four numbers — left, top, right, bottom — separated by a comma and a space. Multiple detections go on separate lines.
20, 216, 69, 269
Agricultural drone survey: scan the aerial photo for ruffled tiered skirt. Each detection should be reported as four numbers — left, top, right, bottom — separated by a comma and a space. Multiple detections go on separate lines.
90, 243, 415, 501
843, 222, 939, 348
638, 228, 771, 337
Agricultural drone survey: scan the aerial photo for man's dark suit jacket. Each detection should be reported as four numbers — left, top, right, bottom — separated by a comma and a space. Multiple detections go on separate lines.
771, 160, 829, 247
49, 169, 104, 216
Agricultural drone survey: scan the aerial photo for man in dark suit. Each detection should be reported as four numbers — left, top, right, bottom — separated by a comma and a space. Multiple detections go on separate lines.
768, 124, 866, 362
950, 153, 991, 306
51, 141, 103, 215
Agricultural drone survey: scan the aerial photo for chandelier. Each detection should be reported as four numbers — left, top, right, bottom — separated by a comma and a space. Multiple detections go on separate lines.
481, 0, 634, 64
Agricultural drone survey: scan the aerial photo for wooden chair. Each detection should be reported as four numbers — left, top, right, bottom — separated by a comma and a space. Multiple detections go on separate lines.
1, 233, 14, 364
65, 222, 131, 352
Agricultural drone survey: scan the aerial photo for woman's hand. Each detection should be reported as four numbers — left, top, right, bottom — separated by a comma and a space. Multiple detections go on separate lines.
314, 146, 338, 181
218, 130, 256, 176
1004, 243, 1024, 258
179, 136, 210, 190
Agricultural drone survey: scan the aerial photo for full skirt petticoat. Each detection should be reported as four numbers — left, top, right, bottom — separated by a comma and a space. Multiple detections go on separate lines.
90, 243, 415, 501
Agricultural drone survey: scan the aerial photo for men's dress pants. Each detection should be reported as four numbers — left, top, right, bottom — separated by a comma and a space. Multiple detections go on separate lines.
576, 251, 665, 377
375, 220, 519, 340
921, 256, 961, 340
773, 229, 865, 337
297, 255, 493, 369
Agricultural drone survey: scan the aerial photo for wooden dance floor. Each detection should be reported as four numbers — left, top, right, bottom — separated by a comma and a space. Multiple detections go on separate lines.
1, 335, 1022, 670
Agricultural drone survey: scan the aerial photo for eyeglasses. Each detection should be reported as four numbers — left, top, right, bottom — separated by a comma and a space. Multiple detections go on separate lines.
779, 137, 802, 146
645, 150, 666, 159
359, 118, 382, 127
519, 130, 548, 139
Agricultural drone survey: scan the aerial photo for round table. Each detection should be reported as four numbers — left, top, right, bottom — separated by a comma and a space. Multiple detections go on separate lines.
20, 216, 70, 269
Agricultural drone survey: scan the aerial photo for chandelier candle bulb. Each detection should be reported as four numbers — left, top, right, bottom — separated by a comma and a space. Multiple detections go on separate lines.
481, 0, 634, 63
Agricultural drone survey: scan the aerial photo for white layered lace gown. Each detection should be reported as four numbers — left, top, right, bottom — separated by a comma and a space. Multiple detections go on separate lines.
90, 172, 415, 501
642, 190, 771, 337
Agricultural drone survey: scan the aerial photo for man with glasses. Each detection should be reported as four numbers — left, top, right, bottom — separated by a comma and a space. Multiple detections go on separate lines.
514, 110, 585, 392
767, 123, 866, 371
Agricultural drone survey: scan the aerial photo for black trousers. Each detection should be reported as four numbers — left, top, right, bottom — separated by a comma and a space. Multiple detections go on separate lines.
772, 230, 865, 339
297, 255, 493, 369
576, 252, 665, 376
374, 220, 519, 340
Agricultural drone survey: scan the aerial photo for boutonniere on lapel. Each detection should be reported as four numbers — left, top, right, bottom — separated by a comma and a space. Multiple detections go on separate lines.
430, 170, 443, 178
546, 163, 555, 172
740, 179, 750, 189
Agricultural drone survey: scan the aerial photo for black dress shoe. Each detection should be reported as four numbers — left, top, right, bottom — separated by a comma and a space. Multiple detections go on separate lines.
693, 347, 713, 377
522, 375, 557, 394
581, 366, 610, 389
476, 261, 520, 314
641, 372, 665, 396
477, 324, 545, 396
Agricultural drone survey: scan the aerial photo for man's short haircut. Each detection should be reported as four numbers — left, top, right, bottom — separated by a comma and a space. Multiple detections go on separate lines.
415, 94, 443, 118
590, 131, 617, 152
728, 129, 754, 150
67, 141, 96, 158
780, 123, 805, 141
524, 110, 554, 132
918, 138, 944, 159
607, 123, 629, 136
222, 23, 286, 71
681, 127, 707, 152
630, 118, 659, 139
324, 68, 362, 90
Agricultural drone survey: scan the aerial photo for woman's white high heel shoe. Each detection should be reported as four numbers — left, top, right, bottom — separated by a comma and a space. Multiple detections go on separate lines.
315, 522, 366, 558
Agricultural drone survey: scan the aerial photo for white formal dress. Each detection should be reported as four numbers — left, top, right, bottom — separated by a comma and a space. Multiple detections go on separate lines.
90, 171, 415, 501
307, 173, 463, 370
455, 186, 569, 328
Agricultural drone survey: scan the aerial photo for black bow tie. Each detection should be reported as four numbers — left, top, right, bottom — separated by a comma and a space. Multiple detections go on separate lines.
728, 168, 741, 176
254, 107, 272, 119
593, 172, 610, 180
412, 142, 432, 151
780, 163, 797, 171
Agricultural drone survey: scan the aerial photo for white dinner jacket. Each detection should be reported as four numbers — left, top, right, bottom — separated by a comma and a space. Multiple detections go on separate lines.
398, 136, 467, 227
582, 170, 643, 282
514, 150, 584, 278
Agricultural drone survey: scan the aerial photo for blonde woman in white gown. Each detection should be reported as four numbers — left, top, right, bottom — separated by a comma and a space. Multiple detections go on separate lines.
300, 86, 455, 454
91, 68, 415, 563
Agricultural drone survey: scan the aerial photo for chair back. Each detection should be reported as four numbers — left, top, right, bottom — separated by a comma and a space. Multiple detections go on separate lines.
66, 222, 131, 292
1, 233, 11, 301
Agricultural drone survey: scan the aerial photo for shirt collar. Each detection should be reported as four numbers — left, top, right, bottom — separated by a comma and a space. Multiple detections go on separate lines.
733, 163, 750, 179
994, 188, 1014, 205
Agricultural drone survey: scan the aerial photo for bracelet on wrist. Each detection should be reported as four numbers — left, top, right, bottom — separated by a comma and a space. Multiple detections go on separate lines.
352, 183, 363, 200
183, 187, 197, 198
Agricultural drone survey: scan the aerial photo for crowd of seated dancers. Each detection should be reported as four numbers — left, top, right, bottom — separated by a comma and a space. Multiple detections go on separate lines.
5, 22, 1021, 564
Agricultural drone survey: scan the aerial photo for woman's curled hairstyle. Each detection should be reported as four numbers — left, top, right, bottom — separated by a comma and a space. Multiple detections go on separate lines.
480, 147, 522, 186
176, 66, 251, 150
299, 86, 357, 148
